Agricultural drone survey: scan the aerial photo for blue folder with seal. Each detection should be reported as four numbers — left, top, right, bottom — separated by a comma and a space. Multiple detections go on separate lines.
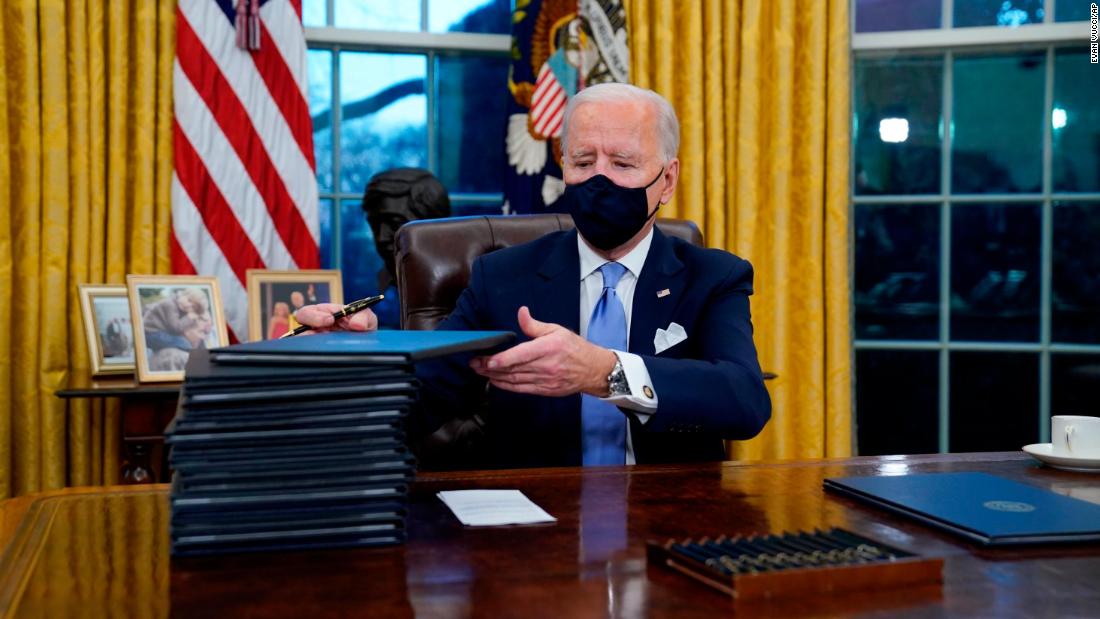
824, 472, 1100, 546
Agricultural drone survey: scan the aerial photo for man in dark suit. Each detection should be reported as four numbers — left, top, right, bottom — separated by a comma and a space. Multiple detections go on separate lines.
297, 83, 771, 468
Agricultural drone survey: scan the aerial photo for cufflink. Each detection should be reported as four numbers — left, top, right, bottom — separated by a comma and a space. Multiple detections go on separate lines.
642, 385, 654, 399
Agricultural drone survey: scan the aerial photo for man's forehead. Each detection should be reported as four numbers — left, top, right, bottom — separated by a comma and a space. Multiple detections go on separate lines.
567, 99, 657, 153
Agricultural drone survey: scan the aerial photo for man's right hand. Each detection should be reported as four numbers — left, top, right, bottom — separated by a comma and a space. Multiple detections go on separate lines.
293, 303, 379, 333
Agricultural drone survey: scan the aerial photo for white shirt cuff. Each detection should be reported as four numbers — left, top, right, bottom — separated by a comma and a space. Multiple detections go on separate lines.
602, 351, 657, 419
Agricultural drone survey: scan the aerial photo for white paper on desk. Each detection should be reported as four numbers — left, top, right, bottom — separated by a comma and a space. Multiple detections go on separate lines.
437, 490, 557, 526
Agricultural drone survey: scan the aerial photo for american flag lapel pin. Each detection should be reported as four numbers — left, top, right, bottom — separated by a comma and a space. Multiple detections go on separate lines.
657, 288, 671, 298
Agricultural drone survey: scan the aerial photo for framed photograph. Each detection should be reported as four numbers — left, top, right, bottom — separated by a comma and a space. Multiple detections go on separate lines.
127, 275, 229, 383
246, 269, 344, 341
78, 284, 137, 376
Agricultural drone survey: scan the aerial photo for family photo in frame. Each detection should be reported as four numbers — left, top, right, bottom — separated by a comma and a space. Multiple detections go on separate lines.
246, 269, 343, 341
126, 275, 229, 383
78, 284, 136, 377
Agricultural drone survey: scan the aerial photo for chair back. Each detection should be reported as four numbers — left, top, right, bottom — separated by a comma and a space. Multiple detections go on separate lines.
395, 214, 703, 330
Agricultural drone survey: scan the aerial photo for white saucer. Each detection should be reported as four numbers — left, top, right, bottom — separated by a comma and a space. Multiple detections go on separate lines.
1022, 443, 1100, 473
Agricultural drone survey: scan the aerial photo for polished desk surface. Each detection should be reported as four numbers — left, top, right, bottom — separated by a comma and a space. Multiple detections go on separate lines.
1, 452, 1099, 618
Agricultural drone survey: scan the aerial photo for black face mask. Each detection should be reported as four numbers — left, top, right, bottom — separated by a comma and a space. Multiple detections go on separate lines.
561, 168, 664, 251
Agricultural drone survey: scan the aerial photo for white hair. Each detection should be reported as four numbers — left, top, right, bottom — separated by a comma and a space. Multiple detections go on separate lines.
561, 82, 680, 163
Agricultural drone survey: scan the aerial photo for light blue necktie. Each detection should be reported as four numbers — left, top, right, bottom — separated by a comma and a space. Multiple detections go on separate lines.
581, 262, 628, 466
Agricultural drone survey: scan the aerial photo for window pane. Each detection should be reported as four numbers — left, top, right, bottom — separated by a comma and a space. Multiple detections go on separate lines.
430, 0, 511, 33
435, 54, 509, 194
308, 49, 333, 192
335, 0, 420, 31
1053, 49, 1100, 192
319, 198, 334, 268
338, 52, 427, 194
854, 56, 943, 195
952, 52, 1044, 194
854, 204, 940, 340
1057, 2, 1094, 21
950, 352, 1039, 452
339, 200, 385, 303
1053, 202, 1100, 343
950, 53, 1042, 193
856, 350, 940, 456
1052, 354, 1100, 417
953, 0, 1044, 27
302, 0, 326, 27
855, 0, 941, 32
950, 203, 1041, 342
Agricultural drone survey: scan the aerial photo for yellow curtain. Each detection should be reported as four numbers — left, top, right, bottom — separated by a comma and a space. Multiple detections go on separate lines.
628, 0, 852, 460
0, 0, 175, 498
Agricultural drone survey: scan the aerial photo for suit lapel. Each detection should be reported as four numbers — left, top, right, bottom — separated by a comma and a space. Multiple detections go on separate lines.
534, 230, 583, 464
629, 228, 686, 356
533, 230, 582, 334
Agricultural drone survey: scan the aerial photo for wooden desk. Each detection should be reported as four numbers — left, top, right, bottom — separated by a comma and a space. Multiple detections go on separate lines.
1, 453, 1098, 618
56, 377, 181, 483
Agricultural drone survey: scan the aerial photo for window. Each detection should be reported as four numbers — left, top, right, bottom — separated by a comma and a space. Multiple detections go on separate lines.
852, 0, 1100, 454
305, 0, 512, 301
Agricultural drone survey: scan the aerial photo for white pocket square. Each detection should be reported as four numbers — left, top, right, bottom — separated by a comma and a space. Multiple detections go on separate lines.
653, 322, 688, 355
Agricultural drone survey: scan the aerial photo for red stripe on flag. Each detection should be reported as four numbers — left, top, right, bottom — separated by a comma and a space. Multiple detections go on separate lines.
176, 14, 319, 269
173, 120, 267, 286
545, 95, 566, 128
535, 94, 565, 136
253, 22, 315, 169
532, 76, 556, 111
170, 230, 198, 275
543, 93, 566, 123
546, 113, 564, 138
532, 81, 563, 120
289, 0, 302, 21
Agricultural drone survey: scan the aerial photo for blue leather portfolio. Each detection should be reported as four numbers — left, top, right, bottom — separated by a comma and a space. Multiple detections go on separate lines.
169, 329, 514, 556
824, 472, 1100, 546
209, 330, 514, 364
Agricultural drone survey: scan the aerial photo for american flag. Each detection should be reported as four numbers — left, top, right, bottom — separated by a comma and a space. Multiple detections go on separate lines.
530, 63, 567, 140
171, 0, 319, 341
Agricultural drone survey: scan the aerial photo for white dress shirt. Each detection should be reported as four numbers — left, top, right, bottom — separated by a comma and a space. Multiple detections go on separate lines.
577, 229, 659, 465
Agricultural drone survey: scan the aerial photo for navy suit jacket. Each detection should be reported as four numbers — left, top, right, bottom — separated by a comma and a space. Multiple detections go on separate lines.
415, 227, 771, 468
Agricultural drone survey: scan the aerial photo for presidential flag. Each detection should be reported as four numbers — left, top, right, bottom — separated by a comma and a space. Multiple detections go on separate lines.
504, 0, 630, 214
171, 0, 319, 341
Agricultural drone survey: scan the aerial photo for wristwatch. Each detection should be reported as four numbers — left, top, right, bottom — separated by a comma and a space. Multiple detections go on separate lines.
606, 356, 631, 397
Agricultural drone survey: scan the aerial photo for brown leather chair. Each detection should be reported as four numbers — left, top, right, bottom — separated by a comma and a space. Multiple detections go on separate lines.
395, 213, 703, 330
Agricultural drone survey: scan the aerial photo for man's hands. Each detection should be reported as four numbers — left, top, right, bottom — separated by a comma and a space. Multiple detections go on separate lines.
296, 303, 612, 397
293, 303, 379, 333
470, 306, 617, 397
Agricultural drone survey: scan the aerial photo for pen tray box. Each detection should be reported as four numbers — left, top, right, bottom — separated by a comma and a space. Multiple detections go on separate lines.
646, 528, 943, 601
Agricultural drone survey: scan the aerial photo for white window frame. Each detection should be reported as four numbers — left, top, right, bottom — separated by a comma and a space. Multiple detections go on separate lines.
850, 0, 1099, 453
305, 0, 511, 265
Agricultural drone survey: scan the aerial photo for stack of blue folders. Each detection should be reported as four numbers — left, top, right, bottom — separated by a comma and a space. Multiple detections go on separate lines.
165, 330, 513, 556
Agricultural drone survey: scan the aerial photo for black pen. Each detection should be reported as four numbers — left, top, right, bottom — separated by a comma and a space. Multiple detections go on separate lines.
280, 294, 385, 338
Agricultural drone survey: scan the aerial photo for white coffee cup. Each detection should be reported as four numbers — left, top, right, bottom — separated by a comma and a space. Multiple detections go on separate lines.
1051, 415, 1100, 458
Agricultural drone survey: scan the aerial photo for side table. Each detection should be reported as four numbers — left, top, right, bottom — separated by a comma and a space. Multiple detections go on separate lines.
56, 377, 180, 484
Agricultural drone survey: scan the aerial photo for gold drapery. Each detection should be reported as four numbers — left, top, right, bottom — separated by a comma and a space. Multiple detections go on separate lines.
0, 0, 175, 498
627, 0, 852, 459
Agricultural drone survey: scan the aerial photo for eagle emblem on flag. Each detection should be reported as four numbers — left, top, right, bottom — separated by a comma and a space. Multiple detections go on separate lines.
504, 0, 629, 214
